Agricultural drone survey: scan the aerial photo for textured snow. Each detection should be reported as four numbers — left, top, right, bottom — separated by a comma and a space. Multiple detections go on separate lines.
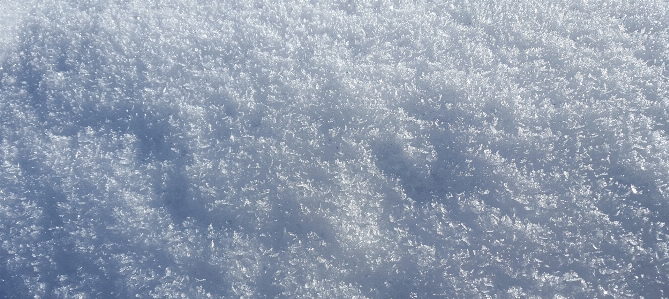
1, 0, 669, 298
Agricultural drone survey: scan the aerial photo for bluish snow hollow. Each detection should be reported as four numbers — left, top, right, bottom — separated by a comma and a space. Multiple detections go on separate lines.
1, 0, 668, 298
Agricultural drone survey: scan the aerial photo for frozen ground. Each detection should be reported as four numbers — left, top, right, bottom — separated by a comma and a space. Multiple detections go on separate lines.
1, 0, 669, 298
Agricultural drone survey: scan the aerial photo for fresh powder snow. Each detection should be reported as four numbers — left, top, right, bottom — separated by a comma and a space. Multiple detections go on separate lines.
1, 0, 668, 298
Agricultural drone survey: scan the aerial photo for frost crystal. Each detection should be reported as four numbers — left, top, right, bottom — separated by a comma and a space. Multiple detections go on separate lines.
1, 0, 668, 297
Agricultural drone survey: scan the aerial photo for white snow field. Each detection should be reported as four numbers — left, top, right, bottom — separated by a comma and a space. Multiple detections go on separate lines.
1, 0, 669, 297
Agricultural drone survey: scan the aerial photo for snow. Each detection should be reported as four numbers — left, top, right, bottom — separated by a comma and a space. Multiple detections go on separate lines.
1, 0, 668, 297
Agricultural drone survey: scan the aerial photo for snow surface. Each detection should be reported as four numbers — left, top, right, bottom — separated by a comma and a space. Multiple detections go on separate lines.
1, 0, 669, 298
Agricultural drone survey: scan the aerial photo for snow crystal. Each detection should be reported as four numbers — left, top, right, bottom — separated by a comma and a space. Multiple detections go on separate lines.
1, 0, 669, 298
